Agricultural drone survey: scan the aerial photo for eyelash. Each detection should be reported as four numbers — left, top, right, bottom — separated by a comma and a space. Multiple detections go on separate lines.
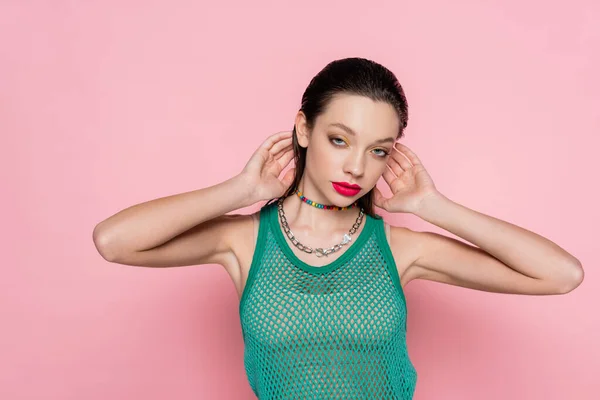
329, 137, 390, 158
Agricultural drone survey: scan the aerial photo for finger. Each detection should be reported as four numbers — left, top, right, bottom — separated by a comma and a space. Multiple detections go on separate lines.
390, 146, 413, 170
276, 147, 295, 169
261, 131, 293, 152
275, 143, 293, 159
382, 166, 396, 187
387, 153, 405, 176
270, 136, 293, 155
281, 167, 296, 188
394, 142, 422, 166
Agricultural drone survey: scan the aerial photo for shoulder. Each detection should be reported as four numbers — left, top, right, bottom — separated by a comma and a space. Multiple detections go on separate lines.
382, 220, 427, 286
222, 209, 261, 248
230, 203, 271, 249
216, 209, 262, 284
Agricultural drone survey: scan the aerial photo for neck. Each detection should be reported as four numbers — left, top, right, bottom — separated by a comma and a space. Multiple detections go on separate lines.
280, 179, 362, 234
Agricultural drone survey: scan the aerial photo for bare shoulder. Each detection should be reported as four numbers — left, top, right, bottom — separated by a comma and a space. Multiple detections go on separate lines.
219, 210, 259, 265
219, 209, 261, 298
384, 222, 425, 288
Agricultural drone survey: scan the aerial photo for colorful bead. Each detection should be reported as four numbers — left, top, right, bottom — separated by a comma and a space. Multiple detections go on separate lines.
295, 190, 357, 211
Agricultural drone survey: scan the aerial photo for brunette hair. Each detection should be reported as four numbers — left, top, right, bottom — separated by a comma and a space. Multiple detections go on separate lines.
266, 57, 409, 218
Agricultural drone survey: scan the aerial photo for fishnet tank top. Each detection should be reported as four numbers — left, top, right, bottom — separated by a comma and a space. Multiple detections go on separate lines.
239, 201, 417, 399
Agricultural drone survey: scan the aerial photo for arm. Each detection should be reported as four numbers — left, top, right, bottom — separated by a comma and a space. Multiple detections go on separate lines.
375, 141, 583, 296
92, 130, 295, 271
92, 173, 256, 269
402, 192, 584, 295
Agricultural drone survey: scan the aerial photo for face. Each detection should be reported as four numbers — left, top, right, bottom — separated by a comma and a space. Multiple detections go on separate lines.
295, 93, 400, 206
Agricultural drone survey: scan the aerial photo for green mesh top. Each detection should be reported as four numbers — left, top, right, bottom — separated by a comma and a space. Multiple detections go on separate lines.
239, 201, 417, 399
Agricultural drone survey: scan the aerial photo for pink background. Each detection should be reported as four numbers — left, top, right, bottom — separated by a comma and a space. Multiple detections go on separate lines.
2, 1, 598, 399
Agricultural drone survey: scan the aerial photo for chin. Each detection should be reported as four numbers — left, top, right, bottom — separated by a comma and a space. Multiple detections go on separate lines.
333, 191, 368, 208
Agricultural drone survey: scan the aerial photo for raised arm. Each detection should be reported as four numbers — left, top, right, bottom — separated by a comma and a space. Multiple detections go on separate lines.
92, 130, 296, 272
92, 175, 256, 268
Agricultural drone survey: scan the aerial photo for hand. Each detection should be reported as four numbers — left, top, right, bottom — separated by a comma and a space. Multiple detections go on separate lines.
373, 142, 440, 214
240, 130, 296, 202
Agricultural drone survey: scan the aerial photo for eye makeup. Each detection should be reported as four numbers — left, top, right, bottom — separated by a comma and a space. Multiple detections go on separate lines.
328, 136, 390, 158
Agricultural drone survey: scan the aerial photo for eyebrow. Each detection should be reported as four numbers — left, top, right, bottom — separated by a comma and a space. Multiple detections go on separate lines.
328, 123, 396, 145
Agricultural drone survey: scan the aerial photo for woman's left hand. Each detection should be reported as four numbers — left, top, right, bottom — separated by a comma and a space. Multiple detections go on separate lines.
373, 142, 441, 214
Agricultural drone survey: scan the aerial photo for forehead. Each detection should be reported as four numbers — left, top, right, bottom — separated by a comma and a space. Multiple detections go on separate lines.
317, 93, 400, 139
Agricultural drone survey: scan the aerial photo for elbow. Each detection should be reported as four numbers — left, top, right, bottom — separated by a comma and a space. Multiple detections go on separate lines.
557, 261, 584, 294
93, 224, 120, 262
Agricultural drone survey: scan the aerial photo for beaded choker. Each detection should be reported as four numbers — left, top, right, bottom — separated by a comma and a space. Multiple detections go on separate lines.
295, 189, 358, 211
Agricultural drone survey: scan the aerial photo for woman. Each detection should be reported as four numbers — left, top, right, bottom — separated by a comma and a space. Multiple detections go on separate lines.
93, 57, 584, 399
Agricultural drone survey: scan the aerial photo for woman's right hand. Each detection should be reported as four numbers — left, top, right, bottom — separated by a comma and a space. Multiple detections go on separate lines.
240, 130, 296, 202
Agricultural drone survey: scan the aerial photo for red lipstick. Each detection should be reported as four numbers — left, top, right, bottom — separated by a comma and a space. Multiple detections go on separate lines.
332, 181, 361, 197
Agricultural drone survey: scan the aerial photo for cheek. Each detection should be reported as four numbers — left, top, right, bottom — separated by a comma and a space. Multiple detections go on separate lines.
304, 150, 325, 178
374, 156, 390, 170
309, 145, 340, 169
368, 162, 388, 181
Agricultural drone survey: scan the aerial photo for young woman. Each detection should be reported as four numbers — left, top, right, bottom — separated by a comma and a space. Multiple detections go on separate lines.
93, 57, 584, 399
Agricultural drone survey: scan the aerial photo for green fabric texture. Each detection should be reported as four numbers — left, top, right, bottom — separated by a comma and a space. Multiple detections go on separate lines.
239, 201, 417, 399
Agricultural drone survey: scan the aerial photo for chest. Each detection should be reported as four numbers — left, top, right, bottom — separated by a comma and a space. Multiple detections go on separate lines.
239, 231, 411, 297
240, 259, 408, 349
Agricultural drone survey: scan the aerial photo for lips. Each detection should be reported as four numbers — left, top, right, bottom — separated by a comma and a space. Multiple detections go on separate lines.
332, 182, 361, 197
332, 182, 361, 190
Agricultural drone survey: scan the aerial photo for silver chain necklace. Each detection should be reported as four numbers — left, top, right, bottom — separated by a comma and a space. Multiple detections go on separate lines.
276, 197, 365, 258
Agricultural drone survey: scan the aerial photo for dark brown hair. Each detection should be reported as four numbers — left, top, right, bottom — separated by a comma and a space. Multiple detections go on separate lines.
265, 57, 409, 219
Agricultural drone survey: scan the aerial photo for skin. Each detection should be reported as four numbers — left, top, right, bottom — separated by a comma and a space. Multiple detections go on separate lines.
94, 93, 584, 299
91, 91, 585, 400
246, 92, 584, 295
276, 93, 400, 264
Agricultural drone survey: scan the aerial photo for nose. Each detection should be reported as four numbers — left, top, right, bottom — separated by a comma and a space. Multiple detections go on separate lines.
342, 150, 365, 178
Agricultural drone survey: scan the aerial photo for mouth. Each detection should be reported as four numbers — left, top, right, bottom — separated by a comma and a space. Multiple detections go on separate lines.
331, 182, 361, 197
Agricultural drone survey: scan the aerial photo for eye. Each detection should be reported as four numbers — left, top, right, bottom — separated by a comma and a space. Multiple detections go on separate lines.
372, 148, 390, 158
330, 136, 389, 158
330, 137, 347, 146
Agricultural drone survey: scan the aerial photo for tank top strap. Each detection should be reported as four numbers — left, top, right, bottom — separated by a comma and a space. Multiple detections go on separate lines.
371, 214, 407, 312
238, 201, 271, 316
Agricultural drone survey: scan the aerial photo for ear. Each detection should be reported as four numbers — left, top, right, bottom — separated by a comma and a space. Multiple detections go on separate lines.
294, 111, 310, 148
